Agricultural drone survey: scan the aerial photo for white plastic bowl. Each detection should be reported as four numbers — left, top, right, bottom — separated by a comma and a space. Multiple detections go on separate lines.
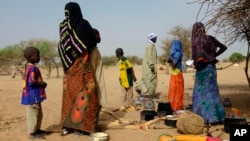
90, 132, 108, 141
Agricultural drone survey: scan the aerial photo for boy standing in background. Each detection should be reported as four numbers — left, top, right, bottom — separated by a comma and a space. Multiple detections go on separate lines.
115, 48, 137, 111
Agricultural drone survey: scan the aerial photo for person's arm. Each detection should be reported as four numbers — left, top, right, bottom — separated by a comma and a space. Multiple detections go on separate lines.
33, 81, 47, 88
172, 52, 182, 66
213, 37, 227, 57
167, 59, 176, 68
168, 53, 182, 69
130, 68, 137, 82
125, 58, 137, 82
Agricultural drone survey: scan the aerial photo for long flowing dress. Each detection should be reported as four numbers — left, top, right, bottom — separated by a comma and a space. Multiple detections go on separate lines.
192, 64, 225, 123
135, 43, 157, 96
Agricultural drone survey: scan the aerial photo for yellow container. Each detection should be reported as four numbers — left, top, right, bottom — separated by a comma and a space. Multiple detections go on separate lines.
158, 134, 207, 141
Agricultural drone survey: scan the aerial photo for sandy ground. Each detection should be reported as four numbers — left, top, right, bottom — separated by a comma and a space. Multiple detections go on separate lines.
0, 62, 249, 141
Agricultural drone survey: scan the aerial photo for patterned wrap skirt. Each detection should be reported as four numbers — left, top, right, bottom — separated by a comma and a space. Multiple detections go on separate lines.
192, 64, 225, 123
168, 72, 184, 112
60, 55, 100, 133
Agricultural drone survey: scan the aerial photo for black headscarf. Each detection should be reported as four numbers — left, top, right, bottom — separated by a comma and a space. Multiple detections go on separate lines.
64, 2, 83, 28
59, 2, 97, 71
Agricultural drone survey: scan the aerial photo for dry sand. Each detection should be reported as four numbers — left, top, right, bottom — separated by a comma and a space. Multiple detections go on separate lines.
0, 62, 249, 141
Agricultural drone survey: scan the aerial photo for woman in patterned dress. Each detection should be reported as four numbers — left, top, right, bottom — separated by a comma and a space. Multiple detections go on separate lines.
58, 2, 100, 135
191, 22, 227, 124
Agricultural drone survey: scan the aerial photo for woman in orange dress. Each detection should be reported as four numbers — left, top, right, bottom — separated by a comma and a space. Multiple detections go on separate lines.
167, 39, 184, 112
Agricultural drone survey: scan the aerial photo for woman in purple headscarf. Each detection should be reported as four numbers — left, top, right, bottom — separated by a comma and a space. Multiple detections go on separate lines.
191, 22, 227, 124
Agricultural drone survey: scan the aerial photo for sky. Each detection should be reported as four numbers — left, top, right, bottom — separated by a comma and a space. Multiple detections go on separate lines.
0, 0, 247, 60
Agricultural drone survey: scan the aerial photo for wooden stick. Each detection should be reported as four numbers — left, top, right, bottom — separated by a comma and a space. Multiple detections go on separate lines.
125, 116, 177, 130
141, 116, 171, 130
100, 108, 177, 131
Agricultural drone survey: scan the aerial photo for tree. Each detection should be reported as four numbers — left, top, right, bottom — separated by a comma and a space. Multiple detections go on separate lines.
102, 56, 117, 66
0, 39, 60, 79
229, 52, 245, 63
127, 56, 142, 65
37, 40, 59, 79
0, 43, 26, 77
160, 25, 192, 64
101, 55, 142, 67
190, 0, 250, 87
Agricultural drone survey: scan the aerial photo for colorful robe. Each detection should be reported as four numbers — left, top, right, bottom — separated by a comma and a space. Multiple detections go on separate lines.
21, 64, 46, 105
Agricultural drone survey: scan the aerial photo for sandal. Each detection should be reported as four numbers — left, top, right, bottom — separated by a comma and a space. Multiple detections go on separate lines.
37, 129, 47, 134
73, 130, 90, 137
61, 128, 70, 136
30, 133, 46, 139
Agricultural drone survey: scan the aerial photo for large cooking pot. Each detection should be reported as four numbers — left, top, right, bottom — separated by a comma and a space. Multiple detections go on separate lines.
224, 117, 248, 133
157, 102, 172, 115
140, 110, 156, 121
164, 118, 177, 128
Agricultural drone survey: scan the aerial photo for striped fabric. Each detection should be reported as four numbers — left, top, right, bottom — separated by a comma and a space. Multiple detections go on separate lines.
58, 20, 87, 71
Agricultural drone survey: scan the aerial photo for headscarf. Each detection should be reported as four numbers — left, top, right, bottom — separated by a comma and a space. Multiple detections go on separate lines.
191, 22, 217, 67
148, 33, 157, 44
168, 40, 182, 70
191, 22, 206, 60
64, 2, 83, 28
58, 2, 88, 72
